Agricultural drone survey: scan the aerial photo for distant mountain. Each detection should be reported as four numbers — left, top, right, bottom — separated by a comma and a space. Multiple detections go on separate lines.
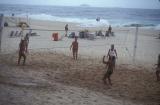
80, 4, 90, 7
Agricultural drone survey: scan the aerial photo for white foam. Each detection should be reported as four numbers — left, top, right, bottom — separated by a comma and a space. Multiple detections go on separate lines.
16, 13, 110, 27
78, 19, 110, 27
13, 13, 159, 29
155, 24, 160, 30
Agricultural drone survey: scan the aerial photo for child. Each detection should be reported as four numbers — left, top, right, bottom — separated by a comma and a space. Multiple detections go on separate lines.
70, 36, 78, 60
102, 56, 114, 85
155, 54, 160, 81
18, 38, 27, 65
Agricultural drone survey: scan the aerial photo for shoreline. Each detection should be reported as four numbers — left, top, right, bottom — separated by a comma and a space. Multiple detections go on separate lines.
4, 16, 160, 30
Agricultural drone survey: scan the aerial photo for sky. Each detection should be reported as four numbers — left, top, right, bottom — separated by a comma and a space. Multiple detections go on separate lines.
0, 0, 160, 9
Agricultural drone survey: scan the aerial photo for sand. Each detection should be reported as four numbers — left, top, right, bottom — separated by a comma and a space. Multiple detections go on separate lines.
0, 17, 160, 105
0, 52, 160, 105
2, 17, 160, 66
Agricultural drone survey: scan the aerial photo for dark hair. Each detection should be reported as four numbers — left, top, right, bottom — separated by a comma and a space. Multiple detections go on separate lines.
75, 36, 78, 39
21, 39, 25, 42
111, 44, 114, 47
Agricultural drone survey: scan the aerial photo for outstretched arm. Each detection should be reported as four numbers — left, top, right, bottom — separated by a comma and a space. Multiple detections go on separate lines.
70, 43, 73, 50
115, 49, 118, 58
103, 56, 107, 64
77, 42, 79, 51
107, 49, 110, 58
25, 42, 28, 53
18, 41, 21, 51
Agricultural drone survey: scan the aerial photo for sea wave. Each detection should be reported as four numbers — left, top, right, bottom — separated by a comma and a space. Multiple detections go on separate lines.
155, 24, 160, 30
1, 4, 160, 28
8, 13, 160, 29
15, 13, 110, 27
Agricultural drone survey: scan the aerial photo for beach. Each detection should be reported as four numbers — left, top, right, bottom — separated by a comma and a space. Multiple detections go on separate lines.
0, 17, 160, 105
0, 52, 160, 105
2, 17, 160, 66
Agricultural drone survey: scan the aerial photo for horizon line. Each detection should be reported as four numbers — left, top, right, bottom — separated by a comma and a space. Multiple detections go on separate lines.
0, 3, 160, 10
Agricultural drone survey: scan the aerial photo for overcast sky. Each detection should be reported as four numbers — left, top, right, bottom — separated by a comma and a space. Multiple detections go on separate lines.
0, 0, 160, 9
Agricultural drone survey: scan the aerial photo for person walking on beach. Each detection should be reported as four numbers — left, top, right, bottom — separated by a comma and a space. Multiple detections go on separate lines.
102, 56, 114, 85
70, 36, 78, 60
18, 38, 27, 65
107, 44, 117, 69
155, 54, 160, 81
65, 24, 68, 37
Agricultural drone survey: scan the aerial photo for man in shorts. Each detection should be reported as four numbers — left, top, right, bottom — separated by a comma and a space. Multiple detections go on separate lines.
18, 38, 27, 65
102, 56, 114, 85
70, 36, 78, 60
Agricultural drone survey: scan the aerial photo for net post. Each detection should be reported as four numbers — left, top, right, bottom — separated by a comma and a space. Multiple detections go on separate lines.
0, 14, 4, 53
133, 24, 139, 63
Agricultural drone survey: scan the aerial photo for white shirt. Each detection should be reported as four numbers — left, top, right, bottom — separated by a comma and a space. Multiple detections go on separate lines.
109, 49, 116, 57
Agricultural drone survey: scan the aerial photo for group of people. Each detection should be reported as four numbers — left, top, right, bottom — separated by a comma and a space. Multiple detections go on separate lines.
17, 25, 160, 86
17, 33, 117, 85
70, 37, 117, 85
65, 24, 113, 38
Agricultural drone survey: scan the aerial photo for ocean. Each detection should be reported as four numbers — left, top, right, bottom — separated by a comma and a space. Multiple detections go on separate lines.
0, 4, 160, 29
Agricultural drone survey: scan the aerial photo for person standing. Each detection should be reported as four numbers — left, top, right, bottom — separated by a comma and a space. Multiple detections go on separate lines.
18, 38, 27, 65
108, 25, 112, 34
70, 36, 78, 60
65, 24, 68, 37
107, 44, 118, 69
102, 56, 114, 85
